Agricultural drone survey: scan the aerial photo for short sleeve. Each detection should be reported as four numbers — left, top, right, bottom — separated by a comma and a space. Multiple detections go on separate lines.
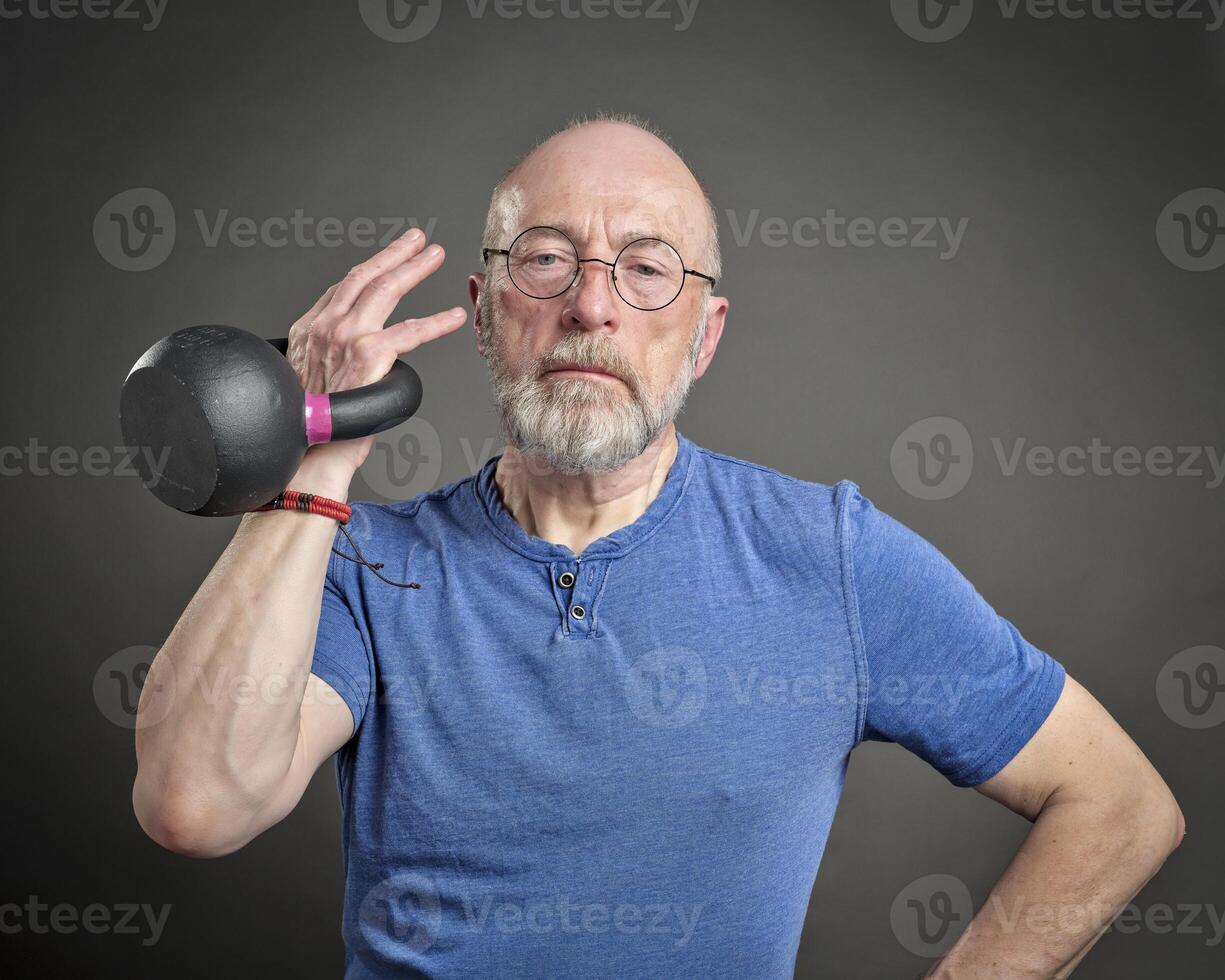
310, 542, 373, 736
841, 483, 1066, 787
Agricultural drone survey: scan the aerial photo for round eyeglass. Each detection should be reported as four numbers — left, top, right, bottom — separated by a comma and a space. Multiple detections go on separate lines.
482, 225, 717, 312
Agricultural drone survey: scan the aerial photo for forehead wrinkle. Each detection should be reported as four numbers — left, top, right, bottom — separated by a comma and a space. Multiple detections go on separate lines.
527, 219, 678, 250
514, 160, 700, 234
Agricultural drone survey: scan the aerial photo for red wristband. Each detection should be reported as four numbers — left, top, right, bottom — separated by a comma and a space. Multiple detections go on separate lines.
255, 489, 352, 523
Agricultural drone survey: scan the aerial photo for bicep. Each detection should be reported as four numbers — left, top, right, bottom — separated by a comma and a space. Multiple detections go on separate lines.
974, 672, 1173, 822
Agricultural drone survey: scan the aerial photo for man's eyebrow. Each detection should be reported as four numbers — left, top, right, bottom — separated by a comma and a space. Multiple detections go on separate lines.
619, 229, 667, 244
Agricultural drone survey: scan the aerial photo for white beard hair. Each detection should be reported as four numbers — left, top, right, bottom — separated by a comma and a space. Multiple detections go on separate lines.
481, 291, 706, 474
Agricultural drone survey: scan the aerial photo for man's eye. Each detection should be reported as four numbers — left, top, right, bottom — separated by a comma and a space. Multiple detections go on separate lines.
630, 263, 660, 277
531, 252, 562, 267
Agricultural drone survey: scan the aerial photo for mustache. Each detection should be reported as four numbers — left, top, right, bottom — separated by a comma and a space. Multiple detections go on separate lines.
537, 341, 635, 385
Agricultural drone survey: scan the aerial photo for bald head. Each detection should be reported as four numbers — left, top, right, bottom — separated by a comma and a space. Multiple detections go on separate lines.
481, 114, 721, 285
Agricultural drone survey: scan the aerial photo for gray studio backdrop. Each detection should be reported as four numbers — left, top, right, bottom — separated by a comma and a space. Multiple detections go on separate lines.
3, 0, 1222, 976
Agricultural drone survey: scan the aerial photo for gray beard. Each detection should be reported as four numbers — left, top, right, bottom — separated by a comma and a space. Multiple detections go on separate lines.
480, 293, 705, 474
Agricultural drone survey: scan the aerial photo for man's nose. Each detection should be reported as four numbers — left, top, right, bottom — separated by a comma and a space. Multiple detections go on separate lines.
562, 258, 617, 330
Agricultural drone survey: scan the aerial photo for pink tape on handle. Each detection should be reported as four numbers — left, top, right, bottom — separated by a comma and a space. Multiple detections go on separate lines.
304, 392, 334, 445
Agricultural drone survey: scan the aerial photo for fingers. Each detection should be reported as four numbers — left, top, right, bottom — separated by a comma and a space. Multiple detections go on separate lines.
287, 282, 341, 390
327, 227, 430, 317
380, 306, 469, 356
291, 228, 463, 394
289, 282, 339, 350
329, 308, 467, 391
292, 282, 339, 331
342, 242, 449, 330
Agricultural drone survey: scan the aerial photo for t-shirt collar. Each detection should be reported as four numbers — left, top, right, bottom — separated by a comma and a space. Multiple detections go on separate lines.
473, 429, 696, 562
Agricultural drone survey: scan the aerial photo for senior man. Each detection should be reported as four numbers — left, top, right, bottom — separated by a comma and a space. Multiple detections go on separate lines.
132, 112, 1183, 978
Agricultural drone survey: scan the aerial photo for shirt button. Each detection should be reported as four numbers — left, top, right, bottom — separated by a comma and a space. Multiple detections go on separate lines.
570, 604, 586, 620
557, 571, 576, 588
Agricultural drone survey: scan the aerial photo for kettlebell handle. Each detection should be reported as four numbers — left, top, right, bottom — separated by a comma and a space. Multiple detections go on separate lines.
266, 337, 423, 444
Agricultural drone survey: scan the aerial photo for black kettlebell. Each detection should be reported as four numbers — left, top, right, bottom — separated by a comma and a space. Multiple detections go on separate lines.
119, 324, 423, 516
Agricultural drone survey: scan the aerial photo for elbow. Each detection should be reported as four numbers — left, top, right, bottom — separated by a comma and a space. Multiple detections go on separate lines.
132, 777, 248, 860
142, 819, 240, 861
1129, 779, 1185, 866
1083, 769, 1186, 877
1146, 772, 1186, 857
1166, 793, 1187, 854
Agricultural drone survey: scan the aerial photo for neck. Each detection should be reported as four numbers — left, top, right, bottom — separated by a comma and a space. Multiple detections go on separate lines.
493, 423, 680, 558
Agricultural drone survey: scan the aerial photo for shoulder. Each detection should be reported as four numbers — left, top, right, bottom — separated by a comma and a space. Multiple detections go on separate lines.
341, 470, 478, 540
689, 440, 857, 524
686, 440, 871, 563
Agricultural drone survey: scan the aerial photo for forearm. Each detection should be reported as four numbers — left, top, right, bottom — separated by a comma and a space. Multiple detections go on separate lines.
132, 454, 355, 847
927, 789, 1183, 978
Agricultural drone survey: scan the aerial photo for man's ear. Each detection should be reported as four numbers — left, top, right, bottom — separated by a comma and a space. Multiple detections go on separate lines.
467, 273, 487, 358
692, 293, 729, 382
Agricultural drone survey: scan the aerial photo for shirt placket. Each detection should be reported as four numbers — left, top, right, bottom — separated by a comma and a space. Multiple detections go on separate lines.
550, 556, 608, 637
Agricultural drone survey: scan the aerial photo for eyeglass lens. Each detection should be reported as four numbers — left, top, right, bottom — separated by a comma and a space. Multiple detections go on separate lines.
506, 227, 685, 310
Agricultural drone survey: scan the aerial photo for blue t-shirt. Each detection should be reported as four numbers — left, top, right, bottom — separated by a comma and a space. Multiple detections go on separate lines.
310, 429, 1065, 978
